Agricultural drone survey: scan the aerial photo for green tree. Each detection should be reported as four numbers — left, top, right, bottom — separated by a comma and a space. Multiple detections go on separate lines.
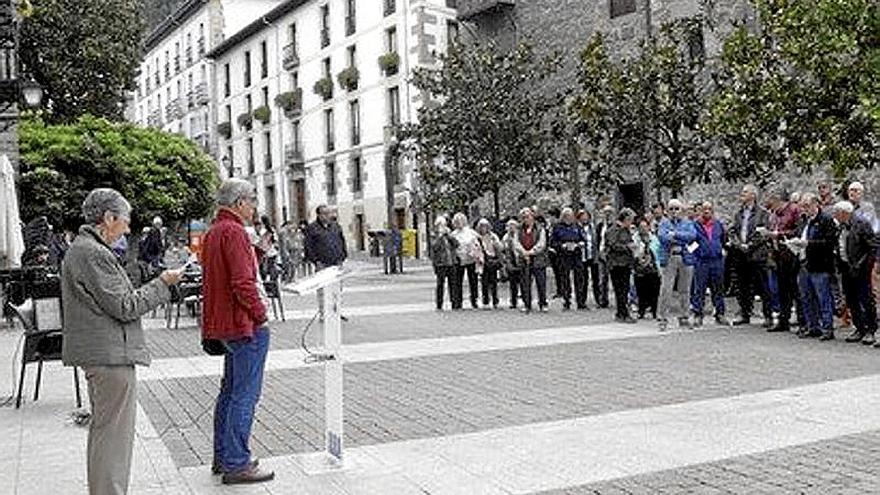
571, 19, 713, 197
17, 115, 219, 227
706, 0, 880, 180
401, 42, 563, 216
20, 0, 145, 122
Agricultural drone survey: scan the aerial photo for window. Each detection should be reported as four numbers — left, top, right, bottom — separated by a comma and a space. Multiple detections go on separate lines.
352, 156, 362, 193
386, 27, 398, 52
289, 23, 297, 45
384, 0, 395, 16
326, 160, 337, 197
224, 63, 231, 97
226, 145, 234, 176
244, 51, 252, 87
386, 152, 401, 185
260, 40, 268, 79
349, 100, 360, 146
225, 104, 232, 123
322, 57, 331, 78
247, 137, 255, 174
447, 21, 459, 47
245, 94, 252, 113
347, 45, 357, 68
346, 0, 356, 35
610, 0, 636, 18
264, 131, 272, 169
262, 86, 269, 107
291, 71, 299, 89
321, 5, 330, 48
174, 42, 180, 71
325, 109, 335, 152
292, 120, 301, 151
387, 86, 400, 125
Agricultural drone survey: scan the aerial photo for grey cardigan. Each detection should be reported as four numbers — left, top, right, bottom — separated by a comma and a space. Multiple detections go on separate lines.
61, 226, 171, 367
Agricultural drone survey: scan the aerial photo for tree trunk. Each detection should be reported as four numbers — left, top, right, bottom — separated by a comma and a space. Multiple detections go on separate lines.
493, 187, 500, 219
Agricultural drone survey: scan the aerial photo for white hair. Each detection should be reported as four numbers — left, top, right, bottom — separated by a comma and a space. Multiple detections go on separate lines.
833, 201, 855, 214
81, 188, 131, 225
216, 179, 255, 207
434, 215, 448, 228
452, 212, 468, 229
849, 181, 865, 191
667, 198, 684, 209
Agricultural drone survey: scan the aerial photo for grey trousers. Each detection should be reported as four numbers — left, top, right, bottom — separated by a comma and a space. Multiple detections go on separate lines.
659, 256, 694, 321
84, 365, 137, 495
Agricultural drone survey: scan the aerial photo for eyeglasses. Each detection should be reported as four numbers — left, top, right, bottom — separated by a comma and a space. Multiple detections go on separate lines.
669, 207, 681, 211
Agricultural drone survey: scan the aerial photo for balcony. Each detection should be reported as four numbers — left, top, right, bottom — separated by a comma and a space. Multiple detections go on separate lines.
384, 0, 395, 16
457, 0, 514, 20
165, 99, 181, 121
198, 37, 206, 57
195, 82, 209, 105
282, 43, 300, 70
345, 15, 356, 36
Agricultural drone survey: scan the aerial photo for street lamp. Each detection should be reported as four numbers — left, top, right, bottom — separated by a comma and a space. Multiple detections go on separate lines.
20, 75, 42, 108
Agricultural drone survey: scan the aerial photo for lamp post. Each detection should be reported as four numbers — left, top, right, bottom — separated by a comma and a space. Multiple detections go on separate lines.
0, 0, 42, 174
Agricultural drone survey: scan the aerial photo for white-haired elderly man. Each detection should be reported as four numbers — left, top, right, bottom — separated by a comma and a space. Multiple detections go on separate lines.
430, 215, 460, 310
657, 199, 698, 330
728, 184, 772, 326
514, 207, 550, 313
833, 200, 880, 346
550, 207, 588, 310
62, 188, 183, 495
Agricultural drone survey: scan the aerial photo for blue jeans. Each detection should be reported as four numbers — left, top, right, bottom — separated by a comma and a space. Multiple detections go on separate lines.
692, 258, 725, 316
520, 265, 547, 310
797, 270, 834, 333
213, 327, 270, 472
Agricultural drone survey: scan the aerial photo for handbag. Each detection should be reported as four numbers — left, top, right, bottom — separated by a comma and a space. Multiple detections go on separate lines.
201, 338, 229, 356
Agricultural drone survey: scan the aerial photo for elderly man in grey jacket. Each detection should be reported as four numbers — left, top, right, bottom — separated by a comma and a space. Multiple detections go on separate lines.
62, 188, 182, 495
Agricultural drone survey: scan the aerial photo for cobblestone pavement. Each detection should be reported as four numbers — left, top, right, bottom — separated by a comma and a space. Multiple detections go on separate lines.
131, 266, 880, 493
538, 430, 880, 494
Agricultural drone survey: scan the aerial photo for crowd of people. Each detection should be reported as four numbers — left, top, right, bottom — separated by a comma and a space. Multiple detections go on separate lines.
431, 180, 880, 344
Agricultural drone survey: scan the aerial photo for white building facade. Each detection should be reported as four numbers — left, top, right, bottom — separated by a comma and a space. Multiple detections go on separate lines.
209, 0, 459, 252
131, 0, 282, 155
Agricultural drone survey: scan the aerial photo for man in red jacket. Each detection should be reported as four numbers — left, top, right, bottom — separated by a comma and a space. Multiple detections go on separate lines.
201, 179, 275, 485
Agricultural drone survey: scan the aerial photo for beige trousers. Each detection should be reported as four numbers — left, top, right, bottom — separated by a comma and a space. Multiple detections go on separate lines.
84, 365, 137, 495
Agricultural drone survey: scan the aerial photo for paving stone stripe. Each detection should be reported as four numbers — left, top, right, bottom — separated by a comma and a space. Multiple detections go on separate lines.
139, 322, 666, 381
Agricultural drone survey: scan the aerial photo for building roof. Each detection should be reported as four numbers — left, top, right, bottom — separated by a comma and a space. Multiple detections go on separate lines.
144, 0, 209, 52
206, 0, 307, 59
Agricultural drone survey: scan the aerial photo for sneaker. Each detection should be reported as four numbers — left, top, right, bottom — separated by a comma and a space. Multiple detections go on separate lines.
520, 306, 531, 314
819, 332, 835, 341
861, 334, 876, 346
539, 306, 549, 313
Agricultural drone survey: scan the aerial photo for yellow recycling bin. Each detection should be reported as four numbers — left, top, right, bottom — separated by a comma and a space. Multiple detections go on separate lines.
401, 229, 417, 257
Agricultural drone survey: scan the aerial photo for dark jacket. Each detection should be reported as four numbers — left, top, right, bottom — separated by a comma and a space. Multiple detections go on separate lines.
62, 226, 171, 367
605, 223, 635, 269
139, 228, 165, 266
801, 212, 838, 274
694, 218, 726, 261
431, 232, 459, 268
837, 216, 879, 276
201, 208, 268, 341
729, 204, 770, 262
305, 220, 347, 267
550, 222, 587, 262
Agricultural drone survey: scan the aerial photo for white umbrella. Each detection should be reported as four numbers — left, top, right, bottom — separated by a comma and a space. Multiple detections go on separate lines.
0, 154, 24, 269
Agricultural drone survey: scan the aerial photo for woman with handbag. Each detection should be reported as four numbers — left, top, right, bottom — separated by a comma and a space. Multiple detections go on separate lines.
477, 218, 503, 309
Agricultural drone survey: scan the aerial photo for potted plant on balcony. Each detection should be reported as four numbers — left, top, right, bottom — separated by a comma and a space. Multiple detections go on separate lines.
337, 66, 359, 91
274, 89, 303, 117
217, 121, 232, 139
253, 105, 271, 125
237, 111, 253, 130
378, 52, 400, 76
313, 77, 334, 101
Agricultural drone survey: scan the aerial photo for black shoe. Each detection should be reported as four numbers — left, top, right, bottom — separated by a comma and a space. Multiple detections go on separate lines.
222, 465, 275, 485
732, 316, 751, 326
862, 334, 876, 346
845, 330, 865, 342
819, 332, 835, 341
715, 315, 731, 326
562, 302, 571, 311
213, 458, 259, 476
577, 305, 587, 310
622, 316, 637, 324
767, 323, 789, 333
340, 315, 349, 322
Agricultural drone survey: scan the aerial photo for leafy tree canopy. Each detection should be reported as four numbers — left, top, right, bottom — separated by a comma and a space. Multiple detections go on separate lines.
18, 115, 219, 228
20, 0, 145, 123
401, 41, 564, 216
